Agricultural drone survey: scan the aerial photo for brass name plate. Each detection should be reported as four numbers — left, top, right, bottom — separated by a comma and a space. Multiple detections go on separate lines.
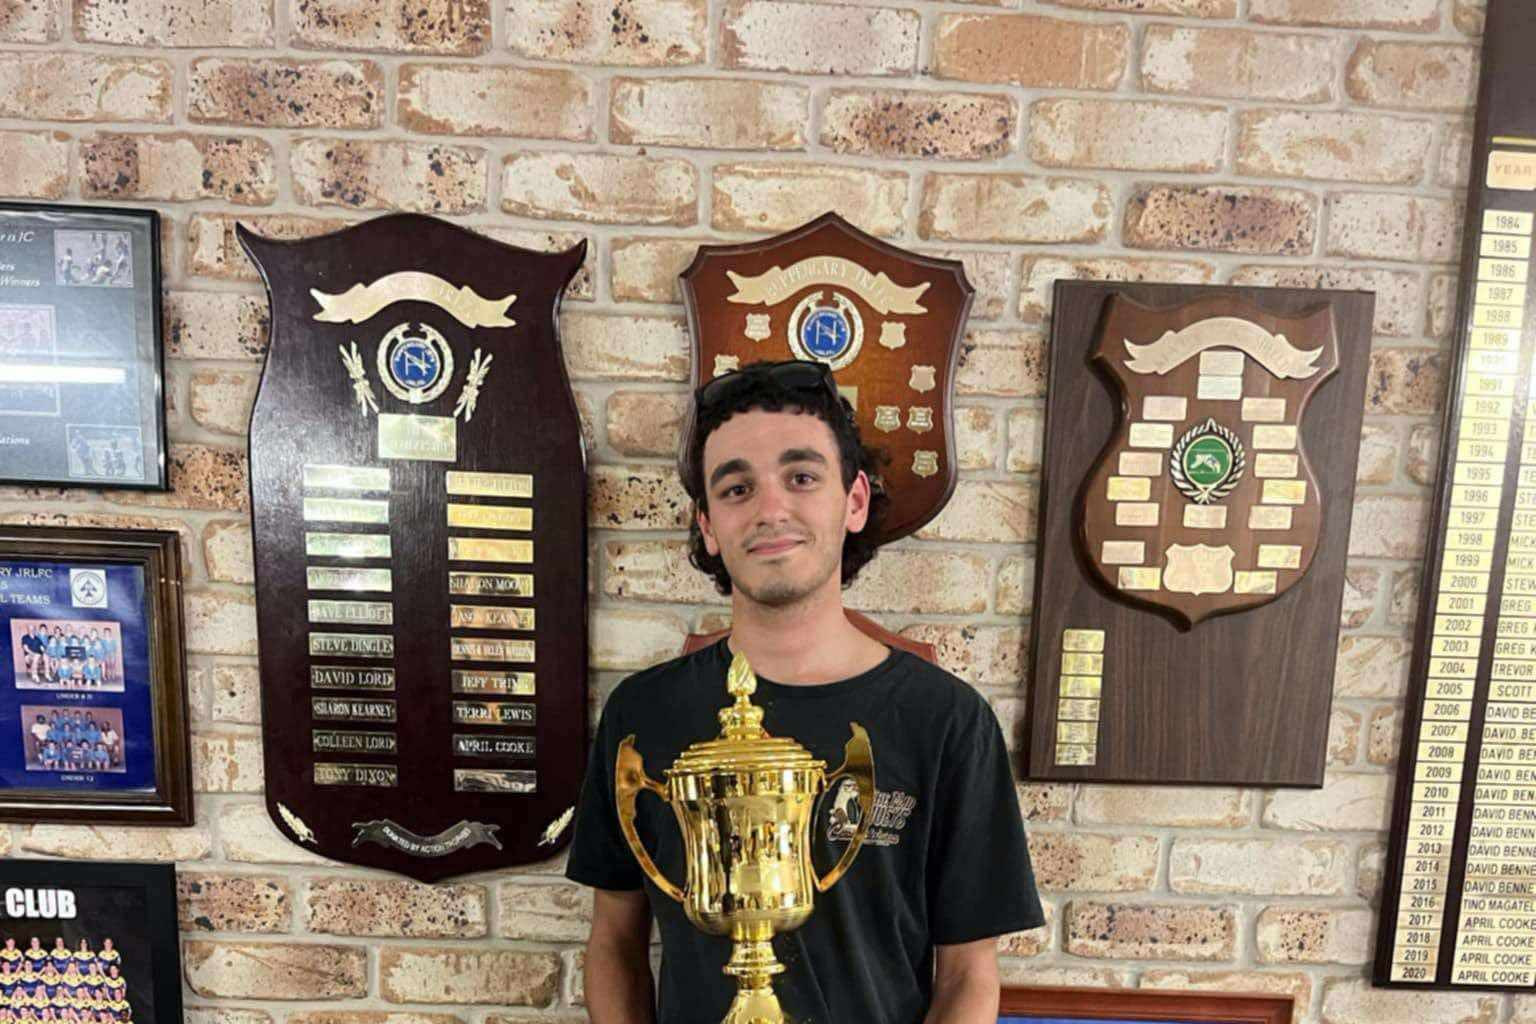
1490, 150, 1536, 191
378, 412, 457, 462
446, 503, 532, 531
451, 638, 534, 662
315, 762, 398, 787
306, 532, 391, 559
313, 697, 397, 722
450, 604, 536, 630
303, 497, 389, 524
448, 571, 534, 597
313, 730, 398, 754
452, 669, 535, 695
453, 700, 537, 726
452, 733, 536, 759
448, 537, 533, 563
309, 632, 394, 658
446, 470, 533, 498
303, 464, 390, 492
311, 666, 396, 690
454, 768, 535, 793
308, 599, 394, 625
307, 566, 393, 592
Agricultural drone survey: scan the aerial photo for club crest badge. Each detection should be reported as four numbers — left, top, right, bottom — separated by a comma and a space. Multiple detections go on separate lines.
378, 322, 454, 404
682, 213, 971, 543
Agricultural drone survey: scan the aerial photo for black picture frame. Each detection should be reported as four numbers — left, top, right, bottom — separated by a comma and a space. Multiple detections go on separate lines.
0, 526, 191, 825
0, 201, 169, 491
0, 859, 181, 1024
1000, 987, 1294, 1024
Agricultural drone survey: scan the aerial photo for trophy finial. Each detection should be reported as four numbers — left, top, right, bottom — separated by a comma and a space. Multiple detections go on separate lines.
721, 651, 766, 740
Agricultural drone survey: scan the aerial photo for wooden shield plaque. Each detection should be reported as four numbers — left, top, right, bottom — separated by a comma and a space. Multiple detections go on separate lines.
1026, 282, 1374, 786
239, 213, 587, 880
681, 213, 971, 543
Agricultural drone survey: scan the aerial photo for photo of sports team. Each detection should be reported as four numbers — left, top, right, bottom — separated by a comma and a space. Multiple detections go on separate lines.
0, 935, 131, 1022
18, 707, 124, 775
52, 230, 133, 289
9, 622, 124, 693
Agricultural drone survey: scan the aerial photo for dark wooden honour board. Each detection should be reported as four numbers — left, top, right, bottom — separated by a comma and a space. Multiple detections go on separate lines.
1375, 0, 1536, 991
239, 213, 588, 881
1025, 282, 1374, 786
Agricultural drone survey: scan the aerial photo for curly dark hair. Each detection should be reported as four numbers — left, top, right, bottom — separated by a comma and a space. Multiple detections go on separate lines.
678, 368, 889, 597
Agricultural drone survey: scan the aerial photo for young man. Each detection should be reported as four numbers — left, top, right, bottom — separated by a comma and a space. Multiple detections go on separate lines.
567, 360, 1042, 1024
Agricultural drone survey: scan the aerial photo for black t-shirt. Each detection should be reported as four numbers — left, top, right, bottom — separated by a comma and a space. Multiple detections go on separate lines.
566, 639, 1044, 1024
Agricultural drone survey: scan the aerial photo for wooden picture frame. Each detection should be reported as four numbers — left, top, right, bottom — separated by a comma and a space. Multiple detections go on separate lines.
0, 525, 191, 825
1000, 987, 1293, 1024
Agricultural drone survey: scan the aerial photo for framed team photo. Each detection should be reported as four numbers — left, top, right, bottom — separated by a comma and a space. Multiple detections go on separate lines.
0, 201, 168, 490
0, 526, 190, 825
0, 860, 181, 1024
1000, 987, 1294, 1024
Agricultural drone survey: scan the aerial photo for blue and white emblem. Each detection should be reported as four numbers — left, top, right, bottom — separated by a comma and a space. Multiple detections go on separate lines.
787, 290, 864, 371
376, 322, 454, 404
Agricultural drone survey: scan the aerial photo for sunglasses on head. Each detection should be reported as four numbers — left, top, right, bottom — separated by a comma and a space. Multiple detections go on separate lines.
694, 359, 841, 413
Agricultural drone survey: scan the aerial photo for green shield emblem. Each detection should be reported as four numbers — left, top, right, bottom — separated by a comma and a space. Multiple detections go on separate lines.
1171, 418, 1245, 505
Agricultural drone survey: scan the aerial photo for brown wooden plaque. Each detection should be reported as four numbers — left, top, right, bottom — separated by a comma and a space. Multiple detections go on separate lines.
681, 212, 971, 543
1375, 0, 1536, 991
1025, 282, 1373, 786
239, 213, 587, 880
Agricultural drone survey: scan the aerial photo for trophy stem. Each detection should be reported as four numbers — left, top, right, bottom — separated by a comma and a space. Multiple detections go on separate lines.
721, 920, 788, 1024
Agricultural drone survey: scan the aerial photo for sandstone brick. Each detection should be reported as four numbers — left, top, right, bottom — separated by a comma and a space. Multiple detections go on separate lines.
82, 133, 276, 205
1019, 255, 1214, 323
1388, 567, 1421, 628
1262, 771, 1391, 831
1029, 832, 1158, 892
1030, 98, 1226, 173
23, 824, 210, 860
722, 0, 917, 76
565, 949, 585, 1007
292, 138, 485, 214
561, 313, 688, 381
1018, 782, 1071, 823
397, 63, 591, 140
1348, 494, 1428, 559
1256, 907, 1373, 964
958, 329, 1047, 397
845, 550, 992, 615
1328, 708, 1359, 764
0, 52, 170, 121
613, 77, 806, 151
592, 608, 688, 670
998, 901, 1054, 958
821, 88, 1015, 161
165, 292, 270, 359
190, 369, 259, 437
604, 539, 729, 605
1427, 273, 1457, 339
220, 803, 333, 865
610, 237, 704, 304
895, 623, 1023, 684
503, 151, 696, 226
1356, 424, 1398, 485
915, 480, 1035, 543
292, 0, 487, 54
379, 948, 560, 1005
1141, 25, 1335, 102
109, 443, 247, 511
1441, 123, 1473, 189
1342, 567, 1381, 628
1365, 349, 1444, 416
589, 464, 689, 530
485, 1016, 581, 1024
1076, 786, 1252, 828
1140, 969, 1311, 1014
185, 941, 366, 1000
921, 173, 1110, 244
210, 662, 261, 723
0, 129, 66, 197
954, 406, 998, 470
1238, 110, 1435, 185
925, 248, 1013, 321
1066, 901, 1235, 960
184, 1008, 275, 1024
194, 731, 264, 793
1124, 185, 1316, 256
1334, 634, 1411, 698
1327, 192, 1460, 263
1170, 838, 1349, 895
999, 964, 1131, 988
289, 1016, 463, 1024
1250, 0, 1439, 30
1322, 979, 1494, 1024
1346, 41, 1477, 112
76, 0, 272, 45
188, 213, 348, 281
934, 13, 1127, 89
1044, 0, 1232, 13
189, 58, 382, 128
0, 0, 59, 42
1366, 704, 1399, 766
183, 589, 258, 656
606, 391, 688, 455
1453, 0, 1484, 36
178, 873, 291, 933
497, 882, 592, 941
1228, 265, 1419, 338
507, 0, 705, 66
996, 552, 1036, 616
306, 878, 486, 938
714, 162, 906, 237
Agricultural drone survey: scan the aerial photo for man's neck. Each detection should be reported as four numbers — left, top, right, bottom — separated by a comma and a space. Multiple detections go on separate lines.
725, 581, 889, 685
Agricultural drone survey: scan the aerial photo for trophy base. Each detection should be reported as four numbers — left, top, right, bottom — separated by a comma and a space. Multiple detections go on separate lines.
722, 922, 790, 1024
722, 984, 786, 1024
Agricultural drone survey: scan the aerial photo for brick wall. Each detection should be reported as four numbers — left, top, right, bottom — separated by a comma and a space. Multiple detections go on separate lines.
0, 0, 1493, 1020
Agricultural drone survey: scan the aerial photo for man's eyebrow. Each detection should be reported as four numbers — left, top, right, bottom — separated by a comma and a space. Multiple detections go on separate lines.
780, 447, 829, 467
708, 457, 751, 489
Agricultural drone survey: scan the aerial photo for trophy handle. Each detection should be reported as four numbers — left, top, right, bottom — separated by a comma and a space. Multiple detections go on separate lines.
615, 735, 685, 903
815, 722, 875, 892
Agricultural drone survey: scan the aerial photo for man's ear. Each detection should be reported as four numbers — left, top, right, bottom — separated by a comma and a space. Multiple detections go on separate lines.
845, 470, 872, 534
697, 503, 721, 556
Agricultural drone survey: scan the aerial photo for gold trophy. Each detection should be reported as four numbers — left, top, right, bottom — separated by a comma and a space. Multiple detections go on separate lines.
616, 652, 876, 1024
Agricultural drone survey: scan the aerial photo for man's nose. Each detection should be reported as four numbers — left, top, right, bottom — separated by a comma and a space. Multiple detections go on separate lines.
752, 479, 793, 523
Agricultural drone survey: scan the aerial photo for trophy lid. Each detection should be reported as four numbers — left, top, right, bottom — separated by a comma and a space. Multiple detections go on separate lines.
668, 652, 826, 776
